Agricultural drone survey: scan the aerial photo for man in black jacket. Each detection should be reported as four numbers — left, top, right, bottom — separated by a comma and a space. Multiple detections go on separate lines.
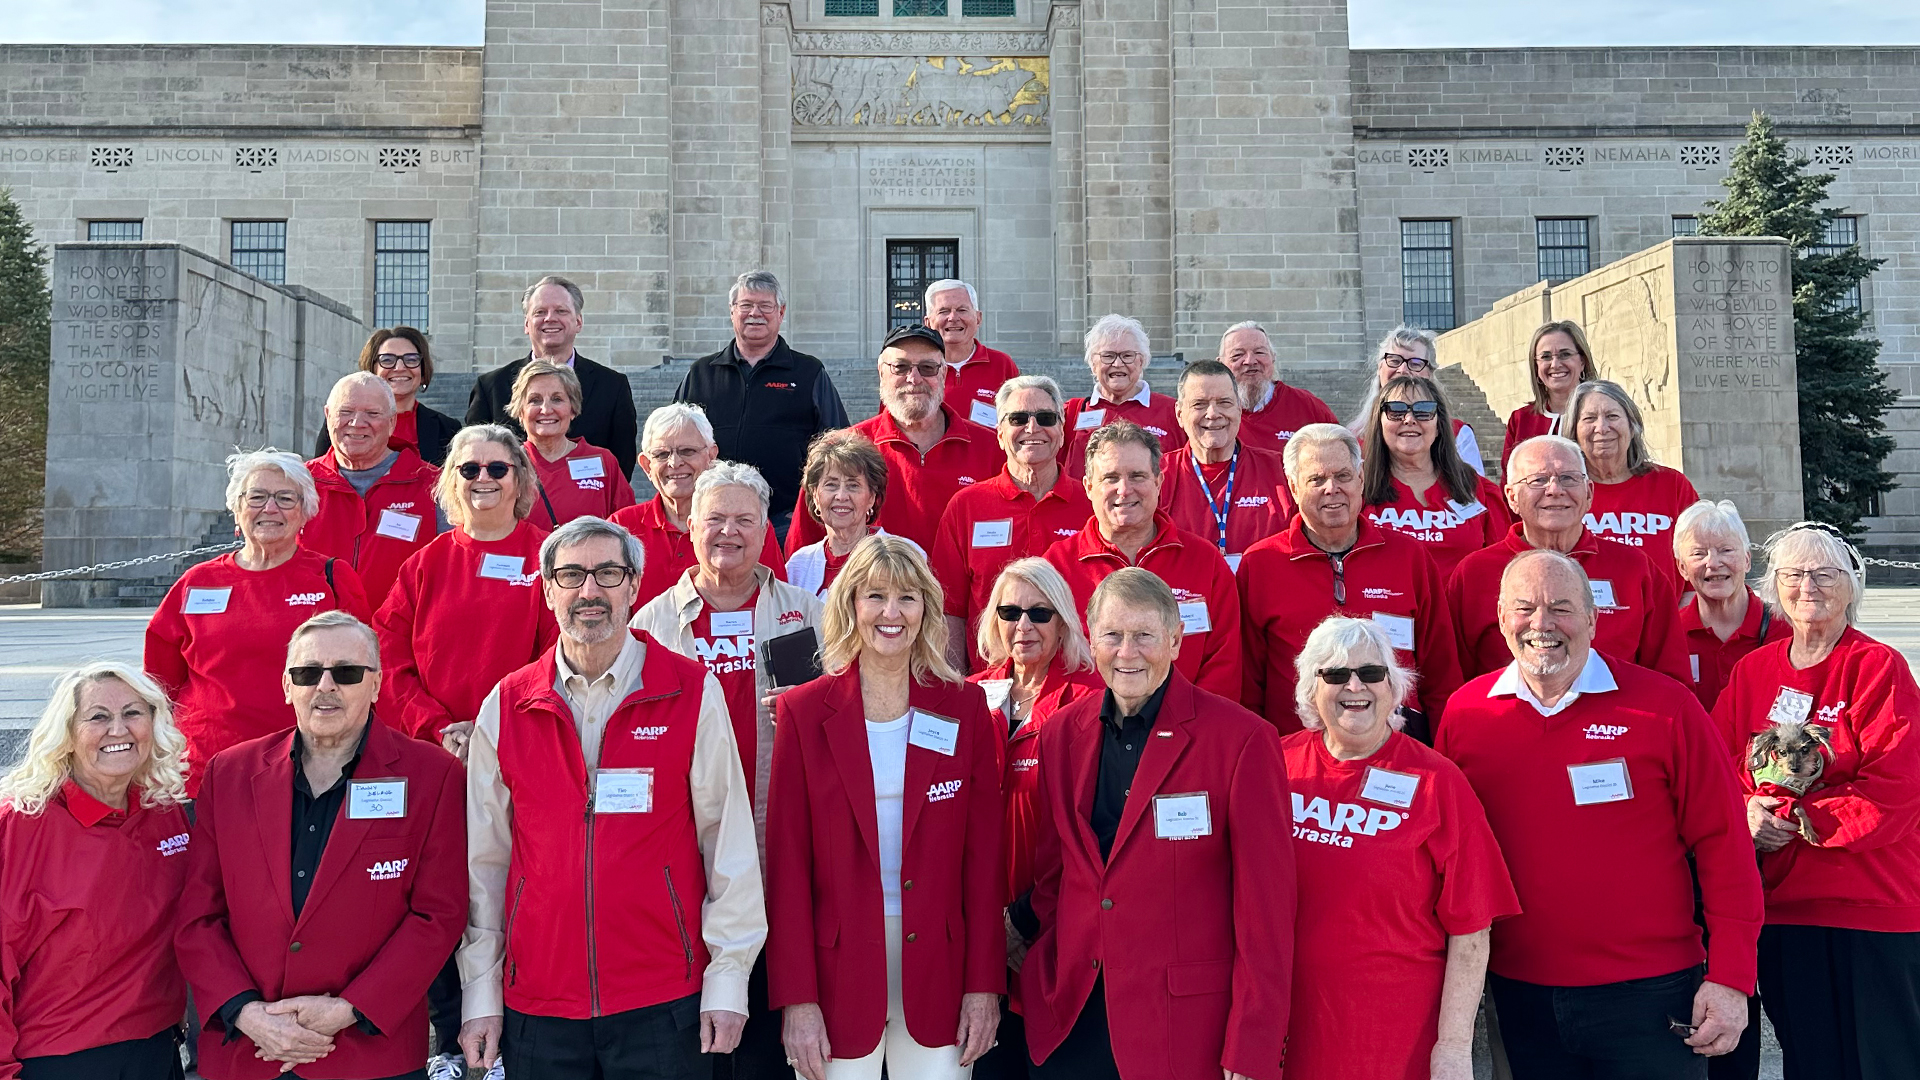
466, 274, 639, 479
674, 269, 849, 537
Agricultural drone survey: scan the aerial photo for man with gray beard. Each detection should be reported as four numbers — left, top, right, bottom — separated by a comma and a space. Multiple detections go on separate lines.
1217, 321, 1336, 453
782, 325, 1001, 555
1437, 549, 1761, 1080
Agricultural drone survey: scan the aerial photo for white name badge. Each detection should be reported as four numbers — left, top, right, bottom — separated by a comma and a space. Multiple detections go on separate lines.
1075, 408, 1106, 431
1225, 553, 1243, 574
1568, 759, 1634, 806
1371, 612, 1416, 652
594, 768, 655, 814
969, 400, 998, 427
478, 553, 525, 581
1690, 654, 1701, 684
376, 509, 422, 542
907, 709, 961, 757
1153, 792, 1212, 840
971, 519, 1013, 548
1588, 579, 1618, 610
710, 610, 754, 637
1178, 601, 1211, 635
978, 679, 1013, 715
568, 456, 605, 481
348, 778, 408, 820
1768, 687, 1815, 726
1361, 766, 1421, 809
183, 587, 232, 615
1446, 499, 1486, 522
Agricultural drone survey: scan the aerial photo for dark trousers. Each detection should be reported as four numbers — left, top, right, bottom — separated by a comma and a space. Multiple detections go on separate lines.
1705, 994, 1763, 1080
428, 953, 463, 1056
1490, 966, 1707, 1080
20, 1028, 182, 1080
972, 999, 1028, 1080
1758, 924, 1920, 1080
1028, 978, 1120, 1080
713, 954, 785, 1080
505, 994, 704, 1080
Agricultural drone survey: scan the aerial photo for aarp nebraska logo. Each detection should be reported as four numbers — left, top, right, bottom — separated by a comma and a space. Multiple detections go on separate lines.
576, 478, 605, 491
286, 592, 327, 607
632, 724, 670, 741
777, 610, 804, 627
387, 502, 416, 511
927, 779, 964, 803
367, 858, 409, 882
156, 833, 190, 857
1583, 724, 1630, 741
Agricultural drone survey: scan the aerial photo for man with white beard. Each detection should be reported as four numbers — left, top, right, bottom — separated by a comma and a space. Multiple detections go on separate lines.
1217, 321, 1336, 453
782, 325, 1001, 555
1436, 549, 1761, 1080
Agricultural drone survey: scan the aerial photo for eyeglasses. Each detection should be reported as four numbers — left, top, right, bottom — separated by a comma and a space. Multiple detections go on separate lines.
1381, 400, 1439, 421
1316, 665, 1389, 685
730, 301, 781, 315
1774, 567, 1847, 589
457, 462, 513, 481
331, 408, 389, 426
646, 446, 707, 465
1380, 352, 1431, 373
244, 490, 301, 510
1514, 471, 1588, 491
375, 353, 423, 369
287, 663, 374, 687
1095, 350, 1142, 365
549, 565, 636, 589
1331, 553, 1347, 607
1002, 410, 1061, 428
995, 604, 1058, 625
882, 360, 944, 379
1535, 349, 1582, 364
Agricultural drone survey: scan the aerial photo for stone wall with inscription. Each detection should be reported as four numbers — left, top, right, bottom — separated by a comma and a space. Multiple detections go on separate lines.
41, 244, 361, 607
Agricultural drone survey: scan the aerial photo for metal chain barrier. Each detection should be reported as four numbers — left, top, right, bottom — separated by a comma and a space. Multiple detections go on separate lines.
0, 542, 242, 586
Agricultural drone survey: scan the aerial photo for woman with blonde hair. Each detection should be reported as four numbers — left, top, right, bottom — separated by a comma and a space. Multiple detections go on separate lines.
767, 536, 1005, 1080
1501, 320, 1598, 471
512, 359, 635, 530
0, 663, 193, 1078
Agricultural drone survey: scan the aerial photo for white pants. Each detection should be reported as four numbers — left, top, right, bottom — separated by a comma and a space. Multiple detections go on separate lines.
815, 916, 971, 1080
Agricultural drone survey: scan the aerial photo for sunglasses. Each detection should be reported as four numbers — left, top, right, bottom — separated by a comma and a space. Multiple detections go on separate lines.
1316, 665, 1389, 685
995, 604, 1058, 625
287, 663, 374, 686
1003, 410, 1062, 428
1381, 400, 1439, 421
457, 461, 513, 480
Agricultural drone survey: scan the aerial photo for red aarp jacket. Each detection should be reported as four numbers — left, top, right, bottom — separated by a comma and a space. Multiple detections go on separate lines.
304, 448, 441, 608
765, 665, 1006, 1057
968, 658, 1103, 907
785, 404, 1004, 556
1237, 382, 1338, 454
940, 342, 1022, 427
1157, 443, 1297, 564
1020, 671, 1295, 1080
175, 721, 467, 1080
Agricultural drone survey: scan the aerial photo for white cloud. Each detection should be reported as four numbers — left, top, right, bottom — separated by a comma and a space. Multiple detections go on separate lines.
2, 0, 483, 45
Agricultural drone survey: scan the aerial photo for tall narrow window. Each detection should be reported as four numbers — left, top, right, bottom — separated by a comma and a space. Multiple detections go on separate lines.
1807, 215, 1863, 312
87, 220, 143, 241
1671, 216, 1699, 237
1536, 218, 1591, 282
1400, 220, 1456, 332
230, 221, 287, 284
886, 240, 959, 333
374, 221, 431, 330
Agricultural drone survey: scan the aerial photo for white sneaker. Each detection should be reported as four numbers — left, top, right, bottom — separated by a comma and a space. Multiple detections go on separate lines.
484, 1064, 506, 1080
426, 1054, 467, 1080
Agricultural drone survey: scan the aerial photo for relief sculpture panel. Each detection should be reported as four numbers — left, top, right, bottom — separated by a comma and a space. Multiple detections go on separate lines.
791, 56, 1049, 130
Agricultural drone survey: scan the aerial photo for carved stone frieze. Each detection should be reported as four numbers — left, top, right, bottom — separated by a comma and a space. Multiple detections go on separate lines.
790, 54, 1049, 130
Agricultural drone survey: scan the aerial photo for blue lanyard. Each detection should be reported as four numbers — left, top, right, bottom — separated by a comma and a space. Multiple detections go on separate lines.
1190, 447, 1238, 555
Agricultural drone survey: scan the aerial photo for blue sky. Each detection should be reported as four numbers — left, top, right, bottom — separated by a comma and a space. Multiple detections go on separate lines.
1, 0, 1915, 48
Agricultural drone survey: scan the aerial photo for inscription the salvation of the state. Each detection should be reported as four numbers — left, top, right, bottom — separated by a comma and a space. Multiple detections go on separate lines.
867, 153, 979, 201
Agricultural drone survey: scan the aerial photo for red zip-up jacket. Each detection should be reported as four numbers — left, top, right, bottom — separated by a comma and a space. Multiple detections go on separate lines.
1236, 381, 1338, 453
1238, 517, 1463, 735
940, 342, 1022, 427
1043, 511, 1242, 701
929, 467, 1093, 665
0, 784, 191, 1076
526, 439, 636, 532
785, 403, 1004, 556
304, 448, 441, 608
608, 496, 786, 607
1157, 443, 1296, 567
968, 658, 1103, 907
1060, 388, 1185, 480
1447, 524, 1689, 685
375, 521, 559, 740
144, 549, 372, 795
1680, 591, 1789, 711
1712, 628, 1920, 932
494, 636, 717, 1017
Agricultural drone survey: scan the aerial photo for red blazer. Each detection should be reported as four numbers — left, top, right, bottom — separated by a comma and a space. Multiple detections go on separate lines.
765, 664, 1006, 1058
175, 720, 467, 1080
1020, 671, 1295, 1080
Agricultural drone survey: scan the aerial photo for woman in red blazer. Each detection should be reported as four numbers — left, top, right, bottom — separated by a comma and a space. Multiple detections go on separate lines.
767, 536, 1005, 1080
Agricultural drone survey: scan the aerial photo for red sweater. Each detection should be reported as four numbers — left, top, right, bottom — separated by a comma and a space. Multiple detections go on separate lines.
1060, 389, 1186, 480
1238, 518, 1463, 733
609, 496, 786, 606
928, 468, 1092, 660
0, 784, 191, 1074
374, 521, 560, 740
1712, 628, 1920, 932
785, 403, 1004, 555
1366, 473, 1512, 582
1042, 512, 1242, 701
1447, 524, 1690, 686
1500, 405, 1558, 472
144, 549, 372, 794
303, 448, 441, 608
1237, 382, 1338, 454
1438, 656, 1763, 991
941, 342, 1022, 427
1681, 591, 1790, 711
1157, 443, 1296, 566
1587, 464, 1697, 589
526, 438, 636, 531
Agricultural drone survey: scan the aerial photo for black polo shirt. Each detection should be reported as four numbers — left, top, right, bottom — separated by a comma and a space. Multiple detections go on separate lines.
1093, 679, 1171, 862
673, 336, 849, 510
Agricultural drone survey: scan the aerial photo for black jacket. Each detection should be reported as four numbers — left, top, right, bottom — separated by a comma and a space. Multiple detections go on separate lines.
311, 400, 461, 467
465, 352, 638, 479
673, 337, 849, 512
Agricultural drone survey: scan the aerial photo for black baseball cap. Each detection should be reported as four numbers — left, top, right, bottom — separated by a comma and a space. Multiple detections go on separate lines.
881, 325, 946, 354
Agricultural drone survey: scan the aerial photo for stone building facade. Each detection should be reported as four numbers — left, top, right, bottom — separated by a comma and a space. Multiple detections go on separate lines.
1, 5, 1917, 541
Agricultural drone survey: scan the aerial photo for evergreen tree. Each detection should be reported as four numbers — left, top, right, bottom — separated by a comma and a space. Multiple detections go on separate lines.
0, 188, 50, 561
1698, 111, 1894, 536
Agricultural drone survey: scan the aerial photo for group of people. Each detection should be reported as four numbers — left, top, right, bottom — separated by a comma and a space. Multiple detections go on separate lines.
0, 268, 1914, 1080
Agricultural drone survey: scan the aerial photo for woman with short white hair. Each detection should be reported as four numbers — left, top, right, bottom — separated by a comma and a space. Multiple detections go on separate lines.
1059, 313, 1185, 478
0, 663, 192, 1079
1282, 616, 1517, 1080
1674, 500, 1789, 710
1347, 324, 1485, 475
145, 449, 372, 792
1712, 523, 1920, 1078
